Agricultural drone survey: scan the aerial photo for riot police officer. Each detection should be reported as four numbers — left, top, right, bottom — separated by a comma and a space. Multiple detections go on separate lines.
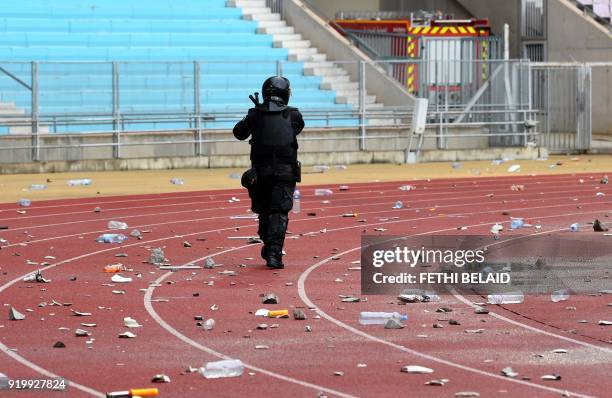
233, 76, 304, 269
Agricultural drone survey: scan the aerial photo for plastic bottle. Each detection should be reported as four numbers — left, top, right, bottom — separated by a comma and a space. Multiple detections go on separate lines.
108, 221, 128, 230
570, 223, 579, 232
170, 178, 184, 185
487, 292, 524, 304
18, 199, 31, 207
200, 359, 244, 379
510, 218, 524, 229
96, 234, 128, 244
292, 189, 301, 214
314, 188, 333, 196
29, 184, 47, 190
67, 179, 92, 186
358, 312, 408, 325
551, 289, 570, 302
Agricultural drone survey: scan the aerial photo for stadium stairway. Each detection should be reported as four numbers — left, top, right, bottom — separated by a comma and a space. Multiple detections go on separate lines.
229, 0, 380, 108
0, 0, 383, 134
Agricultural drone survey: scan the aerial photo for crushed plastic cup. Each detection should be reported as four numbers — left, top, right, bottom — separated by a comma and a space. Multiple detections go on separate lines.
314, 188, 333, 196
490, 223, 504, 234
67, 179, 92, 186
18, 199, 31, 207
569, 223, 579, 232
203, 318, 215, 331
170, 178, 184, 185
96, 234, 128, 244
28, 184, 47, 190
393, 201, 404, 209
359, 312, 408, 325
487, 292, 524, 304
108, 221, 128, 230
510, 218, 524, 229
507, 164, 521, 173
551, 289, 570, 303
200, 359, 244, 379
313, 165, 330, 173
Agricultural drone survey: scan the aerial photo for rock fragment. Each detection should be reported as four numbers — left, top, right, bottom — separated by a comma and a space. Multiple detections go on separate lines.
9, 307, 25, 320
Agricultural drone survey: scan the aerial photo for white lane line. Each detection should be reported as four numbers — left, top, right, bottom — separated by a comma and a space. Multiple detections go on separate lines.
0, 343, 104, 397
143, 249, 358, 398
1, 173, 603, 221
3, 187, 609, 249
450, 287, 612, 353
297, 250, 598, 397
1, 195, 609, 397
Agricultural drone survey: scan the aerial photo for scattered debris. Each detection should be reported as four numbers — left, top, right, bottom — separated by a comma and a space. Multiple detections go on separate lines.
593, 219, 609, 232
598, 320, 612, 326
305, 325, 312, 332
75, 329, 91, 337
111, 274, 133, 283
474, 307, 489, 314
204, 257, 216, 269
149, 248, 166, 265
401, 365, 434, 374
292, 309, 307, 320
151, 374, 171, 383
501, 367, 518, 378
541, 374, 561, 381
425, 379, 449, 386
170, 178, 184, 185
203, 319, 215, 331
53, 341, 66, 348
455, 392, 480, 397
261, 293, 279, 304
71, 310, 92, 317
118, 331, 136, 338
507, 165, 521, 173
23, 270, 50, 283
384, 318, 405, 329
124, 317, 142, 328
333, 371, 344, 376
256, 324, 268, 330
9, 307, 25, 320
200, 359, 244, 379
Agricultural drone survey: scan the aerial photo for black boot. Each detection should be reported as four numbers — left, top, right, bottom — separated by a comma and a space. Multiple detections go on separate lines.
265, 247, 284, 269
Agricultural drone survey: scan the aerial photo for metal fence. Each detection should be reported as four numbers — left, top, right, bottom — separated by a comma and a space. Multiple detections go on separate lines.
530, 63, 591, 152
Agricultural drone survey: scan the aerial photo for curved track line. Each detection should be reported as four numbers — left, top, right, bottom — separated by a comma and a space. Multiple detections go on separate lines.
1, 195, 609, 396
143, 255, 358, 398
145, 210, 609, 398
297, 246, 598, 398
0, 344, 104, 397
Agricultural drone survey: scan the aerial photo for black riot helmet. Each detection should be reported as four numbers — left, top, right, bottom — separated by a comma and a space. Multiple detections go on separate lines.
262, 76, 291, 105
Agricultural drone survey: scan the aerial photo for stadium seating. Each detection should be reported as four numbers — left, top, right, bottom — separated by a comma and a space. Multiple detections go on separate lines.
0, 0, 357, 133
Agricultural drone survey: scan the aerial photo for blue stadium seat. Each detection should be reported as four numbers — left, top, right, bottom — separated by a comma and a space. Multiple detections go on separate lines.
0, 0, 358, 134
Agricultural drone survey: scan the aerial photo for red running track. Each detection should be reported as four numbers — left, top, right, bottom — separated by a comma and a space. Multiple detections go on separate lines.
0, 173, 611, 398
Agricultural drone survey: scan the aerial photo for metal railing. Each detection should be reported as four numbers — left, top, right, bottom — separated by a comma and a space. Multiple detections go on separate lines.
1, 58, 595, 162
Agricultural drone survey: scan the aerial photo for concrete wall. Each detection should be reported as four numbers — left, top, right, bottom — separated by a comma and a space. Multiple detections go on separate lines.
283, 0, 416, 107
380, 0, 472, 19
0, 126, 544, 173
456, 0, 522, 57
547, 0, 612, 135
307, 0, 380, 20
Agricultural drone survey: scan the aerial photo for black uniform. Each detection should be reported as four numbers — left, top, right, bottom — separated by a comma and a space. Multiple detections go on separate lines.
233, 77, 304, 269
